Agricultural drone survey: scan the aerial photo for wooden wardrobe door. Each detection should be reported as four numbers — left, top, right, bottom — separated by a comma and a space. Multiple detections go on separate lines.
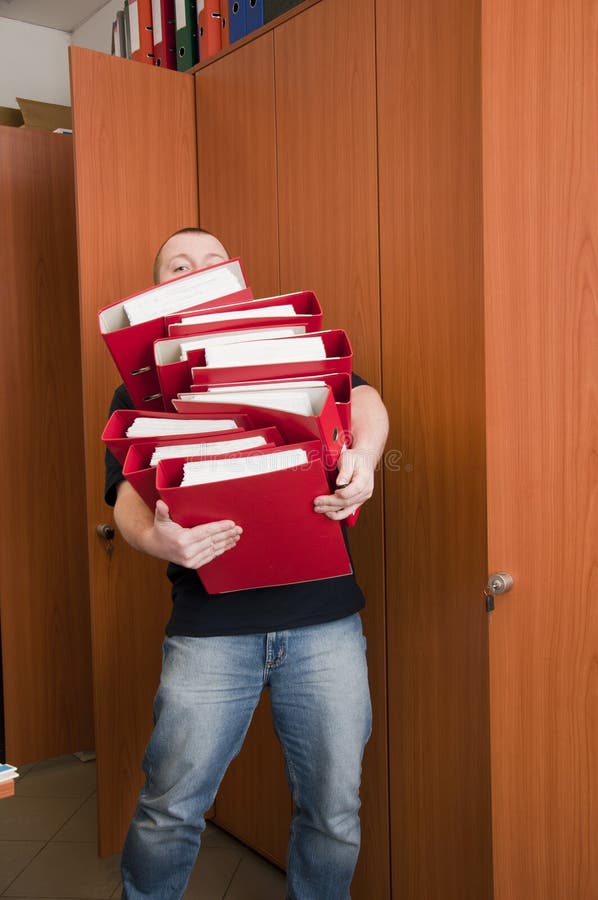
274, 2, 388, 897
195, 32, 279, 298
483, 2, 598, 896
0, 126, 94, 764
377, 2, 493, 898
195, 33, 291, 868
69, 47, 199, 856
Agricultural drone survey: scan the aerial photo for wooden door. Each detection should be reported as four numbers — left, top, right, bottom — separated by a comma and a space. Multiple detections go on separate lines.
274, 2, 389, 897
195, 34, 291, 867
69, 47, 199, 855
377, 1, 493, 898
0, 126, 94, 764
482, 1, 598, 897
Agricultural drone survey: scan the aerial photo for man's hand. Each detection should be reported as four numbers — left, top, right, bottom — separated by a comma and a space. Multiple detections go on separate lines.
113, 481, 242, 569
146, 500, 242, 569
313, 449, 377, 521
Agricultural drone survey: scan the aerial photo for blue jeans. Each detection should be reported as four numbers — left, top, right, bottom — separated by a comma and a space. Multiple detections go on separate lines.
121, 613, 371, 900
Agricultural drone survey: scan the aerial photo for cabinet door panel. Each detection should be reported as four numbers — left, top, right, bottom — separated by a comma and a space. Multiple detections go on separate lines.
70, 47, 199, 855
195, 34, 279, 299
275, 3, 388, 897
377, 2, 492, 898
0, 126, 93, 764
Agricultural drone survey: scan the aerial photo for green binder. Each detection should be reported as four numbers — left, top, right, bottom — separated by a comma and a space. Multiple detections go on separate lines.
175, 0, 199, 70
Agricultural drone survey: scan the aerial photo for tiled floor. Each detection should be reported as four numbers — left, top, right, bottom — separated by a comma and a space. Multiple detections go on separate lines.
0, 755, 286, 899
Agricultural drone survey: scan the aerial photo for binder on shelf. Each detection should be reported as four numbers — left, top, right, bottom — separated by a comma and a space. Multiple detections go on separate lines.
175, 0, 198, 69
167, 290, 323, 337
123, 0, 132, 56
102, 408, 252, 464
228, 0, 247, 42
246, 0, 263, 32
198, 0, 222, 60
114, 11, 127, 56
174, 384, 347, 467
129, 0, 154, 63
122, 426, 283, 509
156, 441, 353, 593
152, 0, 177, 68
188, 329, 352, 387
219, 0, 230, 47
155, 323, 308, 408
98, 259, 250, 410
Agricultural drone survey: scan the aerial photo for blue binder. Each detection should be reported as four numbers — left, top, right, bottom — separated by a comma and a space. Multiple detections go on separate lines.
246, 0, 264, 33
229, 0, 247, 41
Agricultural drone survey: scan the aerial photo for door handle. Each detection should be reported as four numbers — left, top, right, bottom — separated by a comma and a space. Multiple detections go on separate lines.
486, 572, 514, 595
96, 524, 115, 541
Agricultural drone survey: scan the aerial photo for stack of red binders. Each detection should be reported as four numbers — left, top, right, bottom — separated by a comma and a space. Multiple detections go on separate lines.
100, 259, 359, 593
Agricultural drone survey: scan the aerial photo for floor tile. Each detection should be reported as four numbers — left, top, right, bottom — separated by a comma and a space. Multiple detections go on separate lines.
201, 823, 248, 852
0, 796, 82, 841
0, 841, 45, 893
3, 842, 120, 899
184, 847, 244, 900
223, 853, 286, 900
17, 757, 96, 800
53, 796, 98, 843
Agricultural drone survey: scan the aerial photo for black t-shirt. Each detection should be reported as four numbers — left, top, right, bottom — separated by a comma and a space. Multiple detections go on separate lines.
104, 377, 367, 637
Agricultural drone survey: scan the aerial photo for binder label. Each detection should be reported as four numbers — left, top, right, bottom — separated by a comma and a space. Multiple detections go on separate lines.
175, 0, 187, 27
151, 0, 162, 43
129, 0, 140, 52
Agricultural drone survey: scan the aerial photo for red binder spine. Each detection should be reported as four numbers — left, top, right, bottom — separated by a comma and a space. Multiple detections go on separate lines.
198, 0, 222, 60
152, 0, 177, 68
130, 0, 154, 63
219, 0, 230, 47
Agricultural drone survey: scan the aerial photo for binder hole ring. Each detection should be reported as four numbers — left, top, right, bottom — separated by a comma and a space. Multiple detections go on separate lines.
250, 0, 257, 6
233, 2, 239, 12
333, 428, 339, 441
144, 393, 163, 402
179, 46, 185, 56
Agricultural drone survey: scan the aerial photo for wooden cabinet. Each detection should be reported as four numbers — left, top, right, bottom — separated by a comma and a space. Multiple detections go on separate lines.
69, 0, 597, 895
0, 126, 94, 765
70, 46, 199, 854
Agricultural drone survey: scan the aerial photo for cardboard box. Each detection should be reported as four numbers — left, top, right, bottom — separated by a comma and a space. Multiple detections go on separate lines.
0, 106, 24, 127
16, 98, 72, 131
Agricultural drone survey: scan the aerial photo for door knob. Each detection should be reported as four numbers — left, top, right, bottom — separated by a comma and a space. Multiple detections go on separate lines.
486, 572, 514, 595
96, 523, 115, 541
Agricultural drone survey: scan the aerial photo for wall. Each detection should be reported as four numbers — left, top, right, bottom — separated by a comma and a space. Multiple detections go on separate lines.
0, 17, 70, 107
0, 0, 120, 112
71, 1, 123, 54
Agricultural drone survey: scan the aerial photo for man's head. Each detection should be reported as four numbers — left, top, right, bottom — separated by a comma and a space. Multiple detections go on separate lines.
153, 228, 229, 284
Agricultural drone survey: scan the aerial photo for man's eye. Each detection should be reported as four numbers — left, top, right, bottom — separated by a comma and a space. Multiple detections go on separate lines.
174, 264, 188, 273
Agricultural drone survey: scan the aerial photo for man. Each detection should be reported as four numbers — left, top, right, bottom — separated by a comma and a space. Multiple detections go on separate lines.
106, 228, 389, 900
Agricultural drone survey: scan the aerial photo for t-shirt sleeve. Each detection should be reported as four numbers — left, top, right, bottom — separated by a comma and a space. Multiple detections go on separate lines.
104, 384, 135, 507
351, 372, 368, 389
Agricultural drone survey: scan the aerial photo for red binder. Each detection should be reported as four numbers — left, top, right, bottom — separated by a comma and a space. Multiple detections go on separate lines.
129, 0, 154, 64
98, 259, 250, 411
173, 384, 347, 469
155, 323, 309, 409
219, 0, 230, 47
151, 0, 177, 68
189, 329, 352, 387
156, 441, 353, 593
198, 0, 222, 60
190, 371, 352, 437
102, 408, 252, 465
167, 290, 323, 337
122, 426, 283, 509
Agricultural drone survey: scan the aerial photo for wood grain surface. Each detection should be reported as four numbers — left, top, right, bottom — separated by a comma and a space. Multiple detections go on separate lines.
0, 126, 94, 763
69, 46, 199, 856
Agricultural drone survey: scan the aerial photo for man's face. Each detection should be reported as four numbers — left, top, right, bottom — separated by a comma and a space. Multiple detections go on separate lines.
157, 232, 229, 284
